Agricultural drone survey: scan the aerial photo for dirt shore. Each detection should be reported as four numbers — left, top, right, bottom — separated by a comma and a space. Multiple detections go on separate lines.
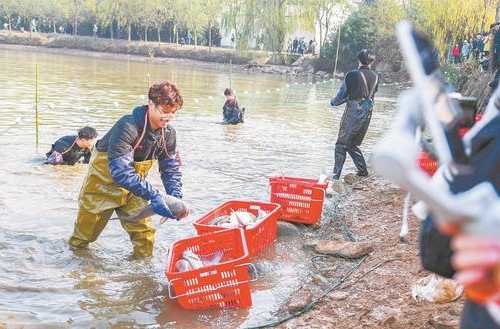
0, 31, 409, 84
274, 176, 463, 329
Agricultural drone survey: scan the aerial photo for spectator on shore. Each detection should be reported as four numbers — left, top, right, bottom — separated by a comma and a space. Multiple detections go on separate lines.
452, 44, 461, 64
292, 38, 298, 54
30, 18, 37, 33
461, 40, 471, 61
484, 32, 492, 57
488, 23, 500, 88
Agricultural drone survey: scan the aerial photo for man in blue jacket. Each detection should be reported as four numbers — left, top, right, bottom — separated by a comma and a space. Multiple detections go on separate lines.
69, 81, 185, 258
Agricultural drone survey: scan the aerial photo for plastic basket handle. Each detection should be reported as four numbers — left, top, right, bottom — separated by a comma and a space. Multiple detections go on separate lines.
271, 184, 326, 201
166, 263, 258, 300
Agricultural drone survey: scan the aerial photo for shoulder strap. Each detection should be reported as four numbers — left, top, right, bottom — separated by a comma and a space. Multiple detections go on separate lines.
132, 110, 148, 152
60, 137, 77, 155
359, 71, 378, 99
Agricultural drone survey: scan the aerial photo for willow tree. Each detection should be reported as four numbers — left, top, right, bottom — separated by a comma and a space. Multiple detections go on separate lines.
0, 0, 17, 32
117, 0, 142, 42
203, 0, 223, 53
221, 0, 257, 51
40, 0, 65, 33
148, 0, 171, 45
95, 0, 120, 39
411, 0, 496, 53
63, 0, 85, 35
171, 0, 202, 46
258, 0, 290, 53
298, 0, 349, 56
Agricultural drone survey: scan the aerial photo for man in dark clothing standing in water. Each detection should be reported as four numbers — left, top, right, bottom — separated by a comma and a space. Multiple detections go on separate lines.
330, 49, 379, 180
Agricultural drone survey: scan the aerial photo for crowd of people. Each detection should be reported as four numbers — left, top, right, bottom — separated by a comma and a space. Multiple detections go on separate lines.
449, 23, 500, 71
287, 37, 316, 56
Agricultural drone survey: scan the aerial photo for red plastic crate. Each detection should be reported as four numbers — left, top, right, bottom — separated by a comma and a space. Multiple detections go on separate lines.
269, 176, 328, 190
165, 228, 256, 310
417, 151, 438, 176
192, 200, 281, 257
269, 177, 326, 225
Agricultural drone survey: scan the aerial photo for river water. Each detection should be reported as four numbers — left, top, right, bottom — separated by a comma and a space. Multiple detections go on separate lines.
0, 45, 399, 328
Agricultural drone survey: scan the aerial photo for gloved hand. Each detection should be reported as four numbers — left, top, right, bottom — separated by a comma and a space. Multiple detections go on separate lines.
151, 194, 176, 219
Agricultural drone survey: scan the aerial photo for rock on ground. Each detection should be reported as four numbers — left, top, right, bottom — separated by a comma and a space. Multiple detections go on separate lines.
277, 221, 301, 237
286, 288, 313, 314
314, 240, 374, 259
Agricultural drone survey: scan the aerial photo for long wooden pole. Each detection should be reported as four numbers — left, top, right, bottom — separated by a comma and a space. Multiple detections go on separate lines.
35, 64, 39, 146
229, 56, 233, 89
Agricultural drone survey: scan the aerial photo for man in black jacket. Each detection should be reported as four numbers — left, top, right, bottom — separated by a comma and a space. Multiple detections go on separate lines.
46, 126, 97, 165
330, 49, 379, 180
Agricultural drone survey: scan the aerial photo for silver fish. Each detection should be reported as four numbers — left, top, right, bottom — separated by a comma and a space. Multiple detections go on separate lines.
110, 195, 188, 223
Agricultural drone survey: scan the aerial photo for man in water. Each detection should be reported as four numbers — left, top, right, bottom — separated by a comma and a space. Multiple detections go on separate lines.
46, 126, 97, 165
69, 81, 187, 258
222, 88, 245, 124
330, 49, 379, 180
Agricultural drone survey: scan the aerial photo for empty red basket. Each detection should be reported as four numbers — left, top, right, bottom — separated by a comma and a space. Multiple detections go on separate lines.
165, 228, 256, 310
417, 151, 438, 176
269, 176, 326, 225
192, 200, 281, 257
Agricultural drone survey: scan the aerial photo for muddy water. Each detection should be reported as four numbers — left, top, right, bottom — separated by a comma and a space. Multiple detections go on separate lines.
0, 46, 399, 328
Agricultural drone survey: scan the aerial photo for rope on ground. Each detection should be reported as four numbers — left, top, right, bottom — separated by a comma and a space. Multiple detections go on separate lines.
344, 258, 401, 288
244, 255, 369, 329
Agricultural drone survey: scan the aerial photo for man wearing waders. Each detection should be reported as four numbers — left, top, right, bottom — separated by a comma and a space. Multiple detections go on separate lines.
330, 49, 379, 180
69, 81, 187, 258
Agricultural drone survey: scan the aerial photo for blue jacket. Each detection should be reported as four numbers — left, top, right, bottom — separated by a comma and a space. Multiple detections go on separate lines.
96, 106, 182, 201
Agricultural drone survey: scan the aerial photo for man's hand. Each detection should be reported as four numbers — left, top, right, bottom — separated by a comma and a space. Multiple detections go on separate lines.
451, 235, 500, 303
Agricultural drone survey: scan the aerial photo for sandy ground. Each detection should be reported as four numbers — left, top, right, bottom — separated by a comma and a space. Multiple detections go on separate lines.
277, 176, 463, 329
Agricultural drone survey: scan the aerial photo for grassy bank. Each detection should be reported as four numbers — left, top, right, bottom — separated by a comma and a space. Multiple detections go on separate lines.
0, 30, 269, 65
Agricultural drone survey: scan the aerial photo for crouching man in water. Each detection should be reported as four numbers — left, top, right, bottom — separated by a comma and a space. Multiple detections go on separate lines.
69, 81, 187, 258
46, 126, 97, 165
330, 49, 379, 180
223, 88, 245, 124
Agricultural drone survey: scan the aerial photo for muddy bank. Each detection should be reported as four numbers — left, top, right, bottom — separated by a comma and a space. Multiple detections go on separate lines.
255, 176, 464, 329
460, 69, 495, 113
0, 31, 410, 84
0, 30, 266, 65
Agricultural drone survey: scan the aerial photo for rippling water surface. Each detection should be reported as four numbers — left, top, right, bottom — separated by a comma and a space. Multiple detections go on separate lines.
0, 46, 399, 328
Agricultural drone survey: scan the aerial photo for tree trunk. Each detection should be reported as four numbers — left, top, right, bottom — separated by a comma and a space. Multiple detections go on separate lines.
128, 22, 131, 42
74, 15, 78, 35
8, 16, 11, 32
145, 26, 148, 42
208, 22, 212, 53
110, 24, 114, 40
194, 27, 198, 47
157, 26, 161, 46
